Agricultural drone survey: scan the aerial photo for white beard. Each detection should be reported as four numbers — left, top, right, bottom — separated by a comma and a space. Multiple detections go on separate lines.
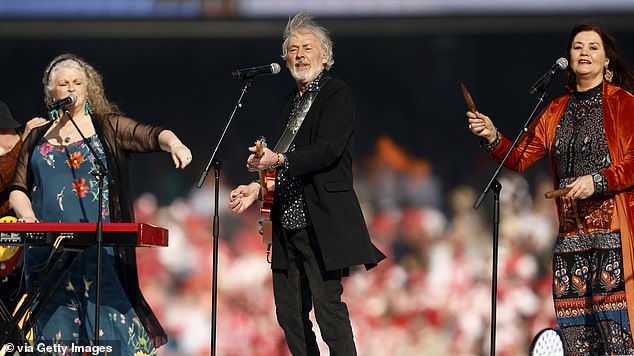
290, 64, 323, 84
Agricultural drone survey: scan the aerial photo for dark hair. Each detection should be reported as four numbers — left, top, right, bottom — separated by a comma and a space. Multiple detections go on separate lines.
565, 24, 633, 93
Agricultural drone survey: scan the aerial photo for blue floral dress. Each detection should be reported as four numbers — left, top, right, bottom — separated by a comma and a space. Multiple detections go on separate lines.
25, 135, 156, 355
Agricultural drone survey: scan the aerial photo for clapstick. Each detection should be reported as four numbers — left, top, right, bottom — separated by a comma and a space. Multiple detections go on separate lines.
461, 82, 477, 112
544, 188, 571, 199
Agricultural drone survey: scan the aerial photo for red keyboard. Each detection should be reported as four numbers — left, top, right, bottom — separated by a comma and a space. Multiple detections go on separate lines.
0, 222, 168, 247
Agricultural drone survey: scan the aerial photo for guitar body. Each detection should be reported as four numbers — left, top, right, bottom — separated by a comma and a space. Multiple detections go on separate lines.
259, 171, 275, 245
0, 215, 22, 277
256, 139, 274, 246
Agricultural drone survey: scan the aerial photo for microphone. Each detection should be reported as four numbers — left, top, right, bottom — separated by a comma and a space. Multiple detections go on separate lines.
231, 63, 282, 80
528, 58, 569, 95
47, 94, 77, 111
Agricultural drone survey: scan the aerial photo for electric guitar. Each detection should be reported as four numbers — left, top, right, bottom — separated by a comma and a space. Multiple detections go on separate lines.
256, 138, 274, 246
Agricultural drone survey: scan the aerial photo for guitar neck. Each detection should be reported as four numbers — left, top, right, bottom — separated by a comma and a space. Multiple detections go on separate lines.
255, 139, 268, 196
253, 138, 274, 246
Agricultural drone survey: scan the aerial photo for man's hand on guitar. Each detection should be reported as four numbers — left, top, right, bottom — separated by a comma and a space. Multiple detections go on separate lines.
228, 182, 260, 213
247, 145, 283, 172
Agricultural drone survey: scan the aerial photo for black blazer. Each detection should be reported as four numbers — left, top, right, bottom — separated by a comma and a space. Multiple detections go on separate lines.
270, 76, 385, 272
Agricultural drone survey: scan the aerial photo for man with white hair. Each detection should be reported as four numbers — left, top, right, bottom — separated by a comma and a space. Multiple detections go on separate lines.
228, 11, 385, 355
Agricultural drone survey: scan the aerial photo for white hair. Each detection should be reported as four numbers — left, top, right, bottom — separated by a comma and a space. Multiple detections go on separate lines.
281, 11, 334, 71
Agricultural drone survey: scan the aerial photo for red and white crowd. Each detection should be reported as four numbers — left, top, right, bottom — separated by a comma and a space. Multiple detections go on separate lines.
136, 137, 558, 355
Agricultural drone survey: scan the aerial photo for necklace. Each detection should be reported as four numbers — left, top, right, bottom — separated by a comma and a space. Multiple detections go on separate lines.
59, 113, 89, 144
61, 125, 74, 144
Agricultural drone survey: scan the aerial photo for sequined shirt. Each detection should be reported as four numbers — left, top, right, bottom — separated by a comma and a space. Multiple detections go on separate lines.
276, 72, 324, 229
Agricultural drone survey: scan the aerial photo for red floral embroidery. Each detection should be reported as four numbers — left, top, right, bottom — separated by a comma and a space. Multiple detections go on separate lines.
39, 142, 53, 156
66, 152, 85, 169
72, 178, 89, 198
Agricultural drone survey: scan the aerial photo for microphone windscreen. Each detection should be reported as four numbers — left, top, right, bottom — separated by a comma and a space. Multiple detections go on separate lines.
271, 63, 282, 74
556, 57, 568, 70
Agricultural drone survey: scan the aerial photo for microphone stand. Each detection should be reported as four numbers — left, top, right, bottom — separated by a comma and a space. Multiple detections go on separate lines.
63, 108, 109, 346
196, 78, 254, 356
473, 88, 549, 356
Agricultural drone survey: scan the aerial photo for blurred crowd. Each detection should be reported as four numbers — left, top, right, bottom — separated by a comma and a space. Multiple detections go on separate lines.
135, 136, 559, 355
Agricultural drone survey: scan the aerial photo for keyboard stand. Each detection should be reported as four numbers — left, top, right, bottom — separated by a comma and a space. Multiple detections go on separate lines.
0, 298, 20, 339
0, 247, 83, 348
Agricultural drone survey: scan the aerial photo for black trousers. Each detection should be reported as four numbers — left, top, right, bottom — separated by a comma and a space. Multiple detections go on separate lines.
272, 226, 356, 356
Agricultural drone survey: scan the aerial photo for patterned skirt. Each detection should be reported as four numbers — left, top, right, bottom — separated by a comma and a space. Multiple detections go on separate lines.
553, 231, 634, 355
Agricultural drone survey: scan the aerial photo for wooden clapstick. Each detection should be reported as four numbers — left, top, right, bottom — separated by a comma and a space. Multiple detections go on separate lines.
461, 82, 477, 112
544, 188, 571, 199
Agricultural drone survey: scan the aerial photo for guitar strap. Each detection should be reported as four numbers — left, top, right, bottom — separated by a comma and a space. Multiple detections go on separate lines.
273, 77, 329, 152
258, 77, 330, 262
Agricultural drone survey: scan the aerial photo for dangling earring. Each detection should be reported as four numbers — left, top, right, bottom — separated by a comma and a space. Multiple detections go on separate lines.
49, 109, 60, 121
85, 100, 93, 114
604, 64, 614, 82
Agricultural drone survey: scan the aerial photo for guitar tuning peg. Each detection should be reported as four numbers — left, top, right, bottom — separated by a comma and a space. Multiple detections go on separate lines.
257, 136, 267, 148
